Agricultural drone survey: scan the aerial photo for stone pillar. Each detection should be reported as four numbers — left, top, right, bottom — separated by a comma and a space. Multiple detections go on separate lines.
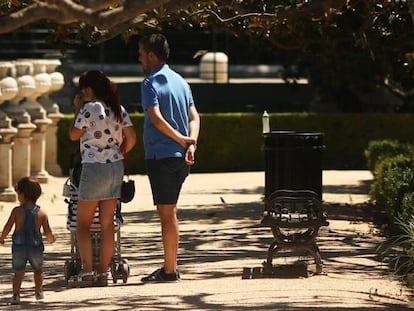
0, 62, 18, 201
0, 128, 17, 202
13, 125, 36, 182
39, 59, 64, 176
6, 60, 37, 182
30, 127, 49, 183
20, 60, 52, 183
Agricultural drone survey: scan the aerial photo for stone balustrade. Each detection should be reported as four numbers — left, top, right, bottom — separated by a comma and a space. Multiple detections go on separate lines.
0, 59, 65, 201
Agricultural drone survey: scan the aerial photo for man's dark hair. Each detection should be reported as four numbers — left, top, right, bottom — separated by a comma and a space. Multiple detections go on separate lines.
15, 177, 42, 204
139, 33, 170, 62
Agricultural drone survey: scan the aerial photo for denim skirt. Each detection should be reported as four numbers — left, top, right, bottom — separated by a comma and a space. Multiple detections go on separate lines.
78, 161, 124, 200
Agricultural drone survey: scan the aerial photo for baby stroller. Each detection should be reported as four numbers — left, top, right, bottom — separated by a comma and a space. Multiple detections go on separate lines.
63, 156, 130, 286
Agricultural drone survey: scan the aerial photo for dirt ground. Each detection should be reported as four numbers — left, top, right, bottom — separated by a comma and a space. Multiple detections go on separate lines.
0, 171, 412, 310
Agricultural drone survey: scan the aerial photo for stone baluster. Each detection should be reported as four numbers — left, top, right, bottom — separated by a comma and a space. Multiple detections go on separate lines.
0, 61, 18, 201
5, 60, 37, 182
20, 59, 52, 183
39, 59, 64, 176
47, 55, 77, 113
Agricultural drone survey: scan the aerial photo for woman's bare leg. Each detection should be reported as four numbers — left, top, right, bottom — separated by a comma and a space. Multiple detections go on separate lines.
76, 200, 98, 274
97, 199, 117, 274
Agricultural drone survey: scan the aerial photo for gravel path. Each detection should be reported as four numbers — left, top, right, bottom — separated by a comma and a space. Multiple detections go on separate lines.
0, 171, 412, 310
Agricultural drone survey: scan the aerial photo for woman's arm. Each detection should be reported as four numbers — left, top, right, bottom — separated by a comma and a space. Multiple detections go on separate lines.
69, 126, 84, 141
121, 126, 137, 154
69, 94, 84, 141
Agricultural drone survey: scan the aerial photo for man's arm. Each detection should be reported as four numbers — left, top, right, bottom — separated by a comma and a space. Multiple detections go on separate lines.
188, 105, 200, 142
185, 105, 200, 165
147, 105, 196, 148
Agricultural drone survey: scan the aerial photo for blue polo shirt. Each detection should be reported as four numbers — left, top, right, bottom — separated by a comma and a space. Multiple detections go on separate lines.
141, 64, 195, 160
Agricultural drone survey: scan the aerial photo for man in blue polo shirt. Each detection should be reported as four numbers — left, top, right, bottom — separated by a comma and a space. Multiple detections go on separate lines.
138, 33, 200, 282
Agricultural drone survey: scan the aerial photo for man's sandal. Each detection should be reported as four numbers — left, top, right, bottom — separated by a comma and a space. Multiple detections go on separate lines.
67, 271, 94, 288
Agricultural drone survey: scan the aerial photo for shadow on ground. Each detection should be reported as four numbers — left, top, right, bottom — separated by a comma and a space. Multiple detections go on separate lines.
0, 179, 411, 310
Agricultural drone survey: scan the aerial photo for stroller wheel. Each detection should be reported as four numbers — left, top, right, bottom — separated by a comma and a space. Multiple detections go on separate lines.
111, 262, 118, 284
121, 259, 130, 283
64, 259, 77, 283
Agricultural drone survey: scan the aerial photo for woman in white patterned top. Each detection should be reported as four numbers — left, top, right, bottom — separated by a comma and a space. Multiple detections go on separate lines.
69, 70, 136, 286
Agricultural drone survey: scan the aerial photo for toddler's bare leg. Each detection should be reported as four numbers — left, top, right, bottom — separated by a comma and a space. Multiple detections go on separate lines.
34, 269, 43, 293
13, 270, 25, 295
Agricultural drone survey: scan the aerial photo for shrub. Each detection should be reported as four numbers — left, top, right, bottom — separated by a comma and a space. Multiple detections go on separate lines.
377, 216, 414, 275
371, 163, 414, 222
400, 193, 414, 225
364, 139, 413, 173
373, 154, 414, 181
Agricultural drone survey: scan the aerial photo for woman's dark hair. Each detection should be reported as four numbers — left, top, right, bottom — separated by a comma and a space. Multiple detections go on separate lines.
139, 33, 170, 62
78, 70, 122, 123
15, 177, 42, 204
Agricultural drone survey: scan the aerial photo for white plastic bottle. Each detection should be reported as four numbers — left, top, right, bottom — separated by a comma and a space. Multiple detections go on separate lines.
262, 110, 270, 133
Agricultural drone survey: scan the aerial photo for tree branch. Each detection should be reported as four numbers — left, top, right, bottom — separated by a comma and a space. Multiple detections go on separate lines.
407, 0, 414, 24
44, 0, 168, 30
86, 15, 153, 45
0, 3, 76, 32
0, 0, 349, 45
0, 0, 174, 34
204, 0, 346, 22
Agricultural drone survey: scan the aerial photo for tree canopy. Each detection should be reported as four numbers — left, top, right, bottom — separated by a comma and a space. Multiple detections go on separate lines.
0, 1, 348, 45
2, 0, 414, 112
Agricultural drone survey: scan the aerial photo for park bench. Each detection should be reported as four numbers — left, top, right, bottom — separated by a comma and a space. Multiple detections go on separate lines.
260, 189, 329, 275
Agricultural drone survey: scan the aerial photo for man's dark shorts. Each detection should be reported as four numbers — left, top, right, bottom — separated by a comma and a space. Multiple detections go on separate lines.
147, 157, 189, 205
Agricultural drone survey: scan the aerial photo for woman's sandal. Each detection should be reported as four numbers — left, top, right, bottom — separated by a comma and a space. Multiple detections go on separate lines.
67, 271, 95, 288
95, 272, 108, 287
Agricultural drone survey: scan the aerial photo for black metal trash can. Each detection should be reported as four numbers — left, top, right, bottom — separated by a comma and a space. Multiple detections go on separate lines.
264, 131, 324, 200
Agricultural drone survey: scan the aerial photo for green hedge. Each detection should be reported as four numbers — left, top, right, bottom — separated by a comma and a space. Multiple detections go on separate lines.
57, 113, 414, 175
364, 139, 414, 227
364, 139, 413, 173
